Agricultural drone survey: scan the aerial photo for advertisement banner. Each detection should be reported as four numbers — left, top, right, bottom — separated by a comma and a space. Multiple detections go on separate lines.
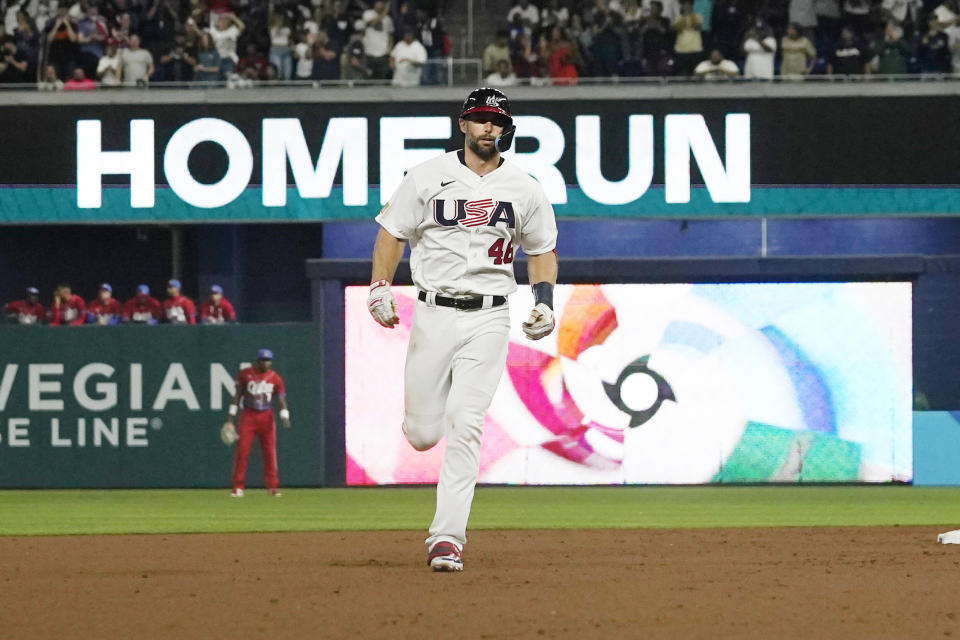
345, 283, 913, 485
2, 96, 960, 222
0, 324, 321, 488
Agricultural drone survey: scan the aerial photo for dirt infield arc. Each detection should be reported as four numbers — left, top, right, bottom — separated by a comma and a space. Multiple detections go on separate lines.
3, 527, 958, 639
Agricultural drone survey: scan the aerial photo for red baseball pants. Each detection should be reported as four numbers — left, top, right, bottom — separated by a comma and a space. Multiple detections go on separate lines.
231, 410, 278, 490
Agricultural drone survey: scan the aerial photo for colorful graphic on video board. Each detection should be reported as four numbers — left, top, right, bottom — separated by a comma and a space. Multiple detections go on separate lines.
345, 283, 912, 485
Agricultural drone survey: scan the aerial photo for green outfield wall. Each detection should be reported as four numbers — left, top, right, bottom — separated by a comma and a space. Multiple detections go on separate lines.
0, 324, 321, 488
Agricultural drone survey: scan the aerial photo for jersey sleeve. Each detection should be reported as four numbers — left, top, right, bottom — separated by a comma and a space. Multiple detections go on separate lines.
375, 171, 423, 240
519, 187, 558, 255
275, 374, 287, 397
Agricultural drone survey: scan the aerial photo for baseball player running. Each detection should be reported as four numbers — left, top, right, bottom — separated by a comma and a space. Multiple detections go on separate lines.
368, 87, 558, 572
224, 349, 291, 497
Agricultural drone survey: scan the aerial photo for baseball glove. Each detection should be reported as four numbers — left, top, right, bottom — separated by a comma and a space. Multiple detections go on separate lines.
220, 421, 239, 446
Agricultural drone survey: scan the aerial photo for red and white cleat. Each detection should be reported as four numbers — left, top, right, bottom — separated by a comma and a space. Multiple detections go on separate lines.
269, 489, 282, 498
230, 488, 245, 498
428, 541, 463, 572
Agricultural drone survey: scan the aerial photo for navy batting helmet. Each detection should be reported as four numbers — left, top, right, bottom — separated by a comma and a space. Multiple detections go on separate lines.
459, 87, 517, 152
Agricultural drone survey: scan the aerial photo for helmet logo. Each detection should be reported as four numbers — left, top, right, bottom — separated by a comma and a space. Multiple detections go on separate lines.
486, 95, 500, 107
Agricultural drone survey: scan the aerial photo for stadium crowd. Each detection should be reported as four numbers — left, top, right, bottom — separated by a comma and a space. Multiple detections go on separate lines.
0, 0, 956, 88
3, 280, 237, 325
484, 0, 960, 83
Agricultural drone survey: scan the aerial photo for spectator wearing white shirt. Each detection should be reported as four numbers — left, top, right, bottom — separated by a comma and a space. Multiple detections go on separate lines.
293, 31, 314, 80
268, 9, 292, 80
507, 0, 540, 27
362, 0, 394, 79
120, 34, 154, 86
946, 20, 960, 71
205, 12, 244, 75
389, 29, 426, 86
742, 24, 776, 78
541, 0, 570, 29
96, 39, 122, 86
694, 47, 739, 77
485, 58, 518, 85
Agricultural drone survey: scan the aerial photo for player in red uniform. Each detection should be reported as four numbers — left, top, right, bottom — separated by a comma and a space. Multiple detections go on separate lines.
48, 283, 86, 326
163, 278, 196, 325
86, 283, 122, 325
122, 285, 163, 324
200, 285, 237, 324
4, 287, 45, 324
225, 349, 291, 497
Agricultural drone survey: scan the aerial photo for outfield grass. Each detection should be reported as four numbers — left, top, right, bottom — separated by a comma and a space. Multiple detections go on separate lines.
0, 486, 958, 536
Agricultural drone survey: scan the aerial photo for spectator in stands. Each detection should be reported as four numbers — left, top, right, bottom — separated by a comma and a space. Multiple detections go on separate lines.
842, 0, 872, 36
123, 285, 162, 324
417, 8, 449, 85
342, 36, 372, 80
48, 283, 86, 326
591, 13, 627, 76
324, 1, 354, 52
237, 42, 268, 80
38, 63, 63, 89
86, 283, 121, 325
293, 31, 315, 80
828, 27, 870, 74
511, 32, 539, 79
394, 1, 418, 40
200, 285, 237, 324
32, 0, 58, 34
4, 287, 44, 325
548, 26, 579, 84
268, 7, 293, 80
507, 12, 532, 54
46, 6, 78, 80
361, 1, 393, 79
742, 21, 776, 78
873, 24, 912, 74
389, 28, 426, 86
142, 0, 180, 56
206, 12, 244, 77
76, 4, 108, 78
789, 0, 818, 36
163, 279, 196, 325
673, 0, 705, 75
542, 0, 571, 30
110, 12, 134, 50
694, 47, 740, 76
97, 39, 122, 86
311, 31, 340, 80
486, 58, 518, 85
918, 16, 952, 72
64, 66, 96, 89
639, 1, 674, 75
780, 23, 817, 76
881, 0, 921, 39
622, 0, 643, 26
0, 38, 27, 83
710, 0, 745, 61
159, 33, 196, 82
483, 29, 512, 76
121, 34, 154, 86
193, 32, 222, 82
946, 18, 960, 72
13, 11, 40, 77
507, 0, 540, 28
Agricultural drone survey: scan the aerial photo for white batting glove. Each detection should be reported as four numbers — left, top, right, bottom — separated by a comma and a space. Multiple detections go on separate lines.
522, 303, 554, 340
367, 279, 399, 328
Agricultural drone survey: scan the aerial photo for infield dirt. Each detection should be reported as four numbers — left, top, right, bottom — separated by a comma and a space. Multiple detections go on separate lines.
2, 526, 958, 639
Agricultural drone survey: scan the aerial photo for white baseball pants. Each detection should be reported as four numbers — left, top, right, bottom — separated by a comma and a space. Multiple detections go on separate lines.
401, 297, 510, 550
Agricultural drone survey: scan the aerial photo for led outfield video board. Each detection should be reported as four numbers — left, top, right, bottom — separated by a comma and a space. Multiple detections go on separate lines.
345, 282, 912, 485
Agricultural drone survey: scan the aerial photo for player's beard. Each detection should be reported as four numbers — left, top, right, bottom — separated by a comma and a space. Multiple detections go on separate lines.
467, 134, 498, 161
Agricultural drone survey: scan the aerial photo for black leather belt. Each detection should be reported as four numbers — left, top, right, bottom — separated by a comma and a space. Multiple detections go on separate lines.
418, 290, 506, 310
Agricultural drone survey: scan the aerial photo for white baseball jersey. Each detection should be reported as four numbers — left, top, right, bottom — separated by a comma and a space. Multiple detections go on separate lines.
375, 150, 558, 296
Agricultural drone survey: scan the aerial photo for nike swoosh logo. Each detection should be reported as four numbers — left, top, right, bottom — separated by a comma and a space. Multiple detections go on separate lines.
440, 180, 455, 187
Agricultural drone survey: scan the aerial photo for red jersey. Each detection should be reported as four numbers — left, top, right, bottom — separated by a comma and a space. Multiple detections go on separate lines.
163, 295, 197, 325
236, 367, 286, 412
48, 295, 86, 326
4, 300, 45, 325
86, 298, 122, 325
122, 295, 163, 324
201, 297, 237, 324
